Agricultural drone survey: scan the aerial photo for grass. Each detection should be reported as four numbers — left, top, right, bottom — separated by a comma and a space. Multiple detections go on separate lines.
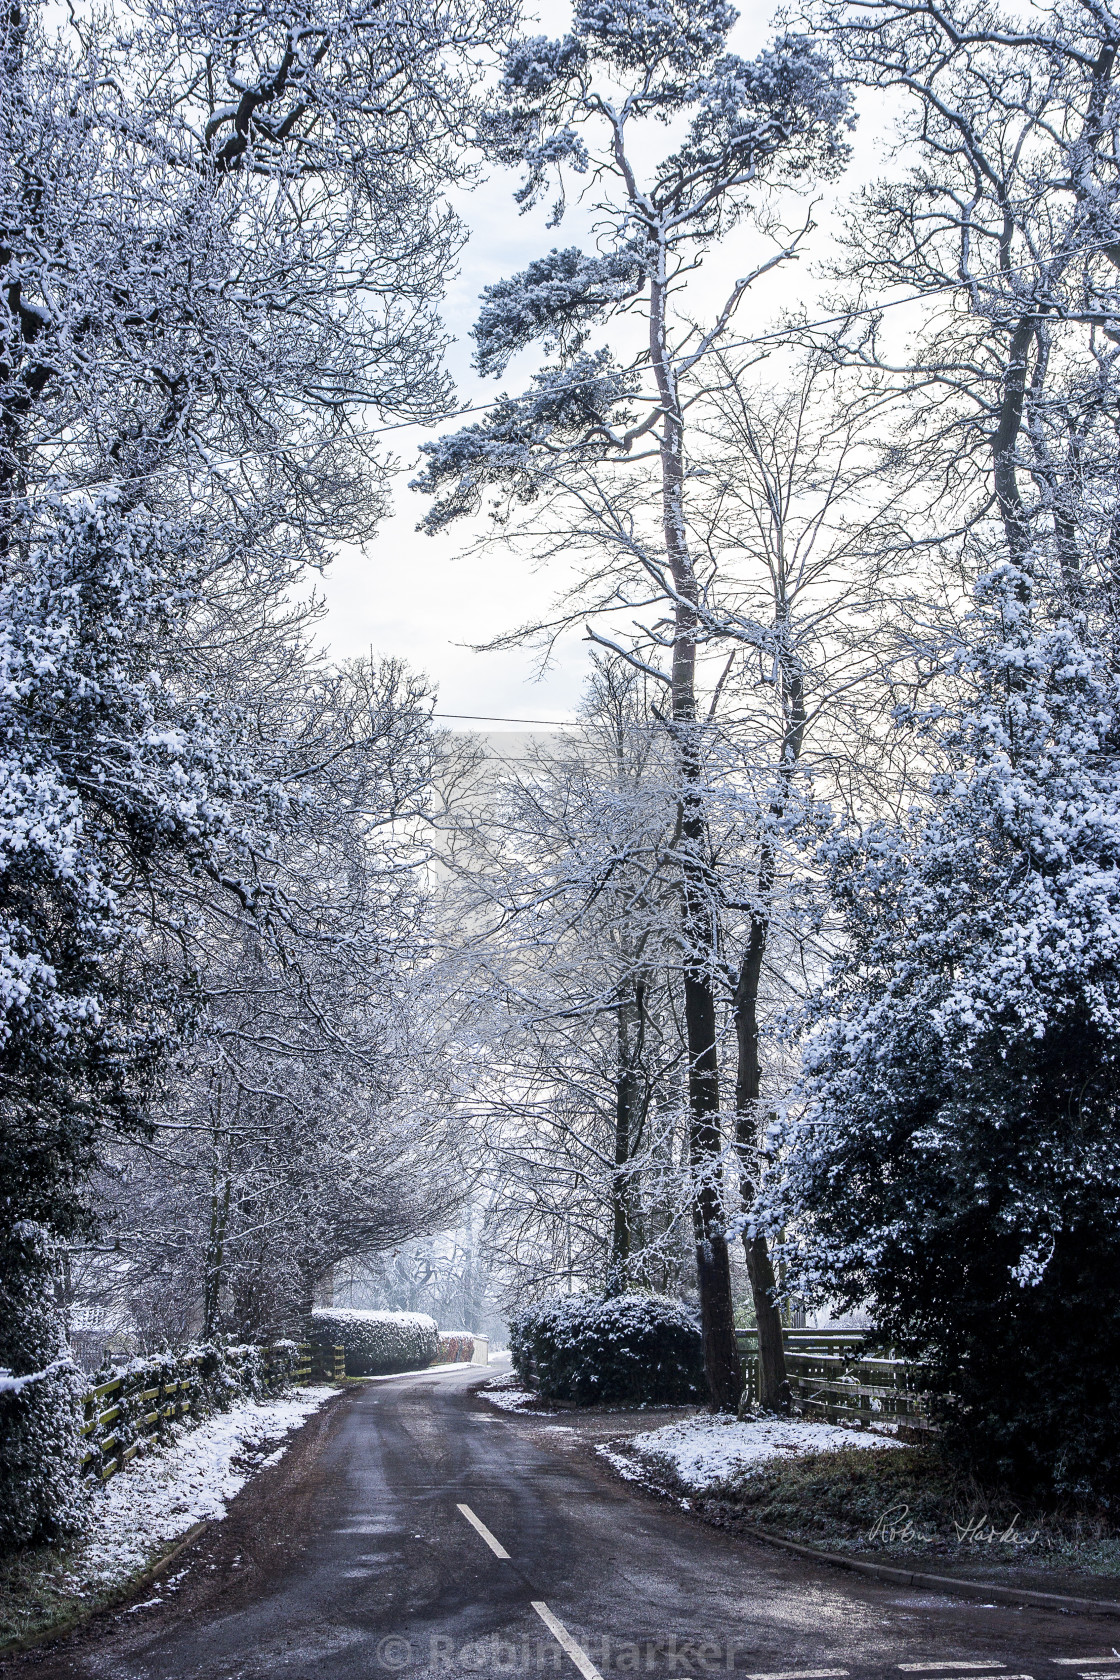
0, 1536, 129, 1651
0, 1519, 207, 1654
683, 1444, 1120, 1579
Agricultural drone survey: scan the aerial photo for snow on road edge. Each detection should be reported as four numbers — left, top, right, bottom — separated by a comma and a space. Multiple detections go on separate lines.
65, 1384, 336, 1592
599, 1412, 905, 1495
479, 1372, 558, 1415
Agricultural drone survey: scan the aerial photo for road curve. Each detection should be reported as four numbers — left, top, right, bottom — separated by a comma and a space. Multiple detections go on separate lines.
16, 1365, 1120, 1680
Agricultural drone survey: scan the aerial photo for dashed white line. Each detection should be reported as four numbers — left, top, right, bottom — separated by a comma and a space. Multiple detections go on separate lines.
455, 1503, 510, 1559
531, 1602, 606, 1680
899, 1667, 1007, 1673
746, 1670, 849, 1679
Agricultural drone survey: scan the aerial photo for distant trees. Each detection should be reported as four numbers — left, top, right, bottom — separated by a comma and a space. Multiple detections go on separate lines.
449, 660, 698, 1308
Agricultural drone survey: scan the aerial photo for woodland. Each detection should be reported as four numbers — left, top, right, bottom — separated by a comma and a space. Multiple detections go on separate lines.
3, 0, 1120, 1537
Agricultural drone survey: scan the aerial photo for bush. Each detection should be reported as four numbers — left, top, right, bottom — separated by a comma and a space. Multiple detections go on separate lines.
510, 1293, 705, 1405
311, 1308, 438, 1376
79, 1340, 304, 1480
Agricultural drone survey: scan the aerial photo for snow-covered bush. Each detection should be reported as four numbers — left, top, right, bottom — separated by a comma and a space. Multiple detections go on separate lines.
80, 1342, 304, 1479
510, 1293, 705, 1404
311, 1309, 438, 1376
0, 1222, 88, 1548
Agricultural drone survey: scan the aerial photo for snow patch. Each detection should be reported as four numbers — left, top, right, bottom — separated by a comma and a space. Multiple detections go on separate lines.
63, 1385, 334, 1592
479, 1372, 557, 1415
604, 1411, 905, 1493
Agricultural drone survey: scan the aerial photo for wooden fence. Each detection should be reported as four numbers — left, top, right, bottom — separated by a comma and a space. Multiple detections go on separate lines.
736, 1328, 935, 1433
79, 1339, 341, 1483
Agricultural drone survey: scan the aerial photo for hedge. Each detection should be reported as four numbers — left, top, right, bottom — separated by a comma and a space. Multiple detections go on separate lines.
0, 1359, 87, 1549
79, 1341, 303, 1481
1, 1338, 304, 1553
510, 1292, 705, 1404
310, 1308, 438, 1376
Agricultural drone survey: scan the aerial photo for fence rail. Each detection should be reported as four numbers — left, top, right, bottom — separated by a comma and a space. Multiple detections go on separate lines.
79, 1340, 318, 1483
736, 1330, 935, 1432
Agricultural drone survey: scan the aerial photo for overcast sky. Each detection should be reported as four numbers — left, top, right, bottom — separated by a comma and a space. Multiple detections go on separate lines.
315, 1, 894, 729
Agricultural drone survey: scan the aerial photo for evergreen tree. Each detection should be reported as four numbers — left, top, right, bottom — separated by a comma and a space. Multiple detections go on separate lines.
772, 555, 1120, 1495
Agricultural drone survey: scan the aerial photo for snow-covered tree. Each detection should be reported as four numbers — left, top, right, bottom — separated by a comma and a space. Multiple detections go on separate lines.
74, 659, 472, 1346
0, 0, 514, 1541
654, 349, 921, 1407
766, 0, 1120, 1492
415, 0, 853, 1407
450, 661, 700, 1307
771, 556, 1120, 1494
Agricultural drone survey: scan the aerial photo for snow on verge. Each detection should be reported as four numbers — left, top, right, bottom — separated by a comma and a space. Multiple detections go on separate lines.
601, 1411, 904, 1494
66, 1385, 335, 1592
479, 1371, 557, 1416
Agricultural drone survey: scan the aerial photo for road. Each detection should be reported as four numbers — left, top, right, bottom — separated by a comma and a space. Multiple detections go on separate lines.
16, 1364, 1120, 1680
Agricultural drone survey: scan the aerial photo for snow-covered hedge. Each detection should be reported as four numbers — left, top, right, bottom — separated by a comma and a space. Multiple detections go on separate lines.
0, 1338, 302, 1551
80, 1341, 303, 1479
510, 1293, 705, 1404
0, 1359, 87, 1548
310, 1308, 438, 1376
435, 1331, 475, 1363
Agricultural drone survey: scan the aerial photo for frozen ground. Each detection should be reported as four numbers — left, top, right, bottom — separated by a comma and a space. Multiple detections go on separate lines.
63, 1385, 335, 1593
600, 1411, 905, 1494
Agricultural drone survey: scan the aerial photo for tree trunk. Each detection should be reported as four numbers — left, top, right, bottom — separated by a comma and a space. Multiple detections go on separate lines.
610, 976, 649, 1294
202, 1170, 231, 1341
649, 259, 741, 1409
685, 964, 743, 1408
734, 915, 790, 1412
296, 1267, 316, 1345
609, 997, 635, 1295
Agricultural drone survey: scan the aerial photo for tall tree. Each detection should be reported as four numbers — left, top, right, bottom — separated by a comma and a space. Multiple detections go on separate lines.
415, 0, 852, 1406
449, 661, 697, 1307
765, 0, 1120, 1491
0, 0, 514, 1544
693, 351, 917, 1407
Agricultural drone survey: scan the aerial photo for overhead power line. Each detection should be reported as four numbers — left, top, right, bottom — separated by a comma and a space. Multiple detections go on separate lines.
434, 711, 577, 725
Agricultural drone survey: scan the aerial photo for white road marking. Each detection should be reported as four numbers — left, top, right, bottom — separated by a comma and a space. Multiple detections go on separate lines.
531, 1602, 604, 1680
746, 1669, 849, 1679
455, 1502, 510, 1559
899, 1667, 1006, 1673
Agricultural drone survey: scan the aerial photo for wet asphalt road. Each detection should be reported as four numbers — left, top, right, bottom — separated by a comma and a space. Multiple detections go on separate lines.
19, 1364, 1120, 1680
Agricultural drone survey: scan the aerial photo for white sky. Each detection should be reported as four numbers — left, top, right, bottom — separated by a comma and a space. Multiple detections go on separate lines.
315, 1, 898, 729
